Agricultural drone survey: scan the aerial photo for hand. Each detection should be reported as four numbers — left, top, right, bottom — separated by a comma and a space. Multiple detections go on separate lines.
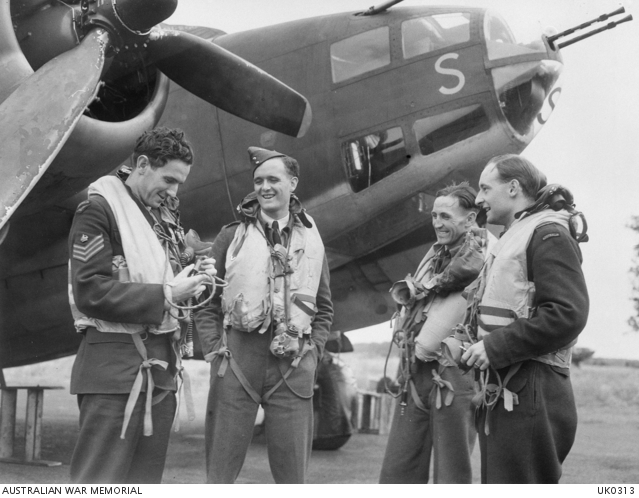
169, 264, 207, 302
197, 257, 217, 278
461, 340, 490, 371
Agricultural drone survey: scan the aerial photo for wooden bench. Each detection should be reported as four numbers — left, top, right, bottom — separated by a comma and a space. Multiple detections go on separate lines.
0, 385, 63, 466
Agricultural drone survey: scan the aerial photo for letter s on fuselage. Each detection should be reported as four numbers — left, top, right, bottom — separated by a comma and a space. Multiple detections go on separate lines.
436, 53, 465, 95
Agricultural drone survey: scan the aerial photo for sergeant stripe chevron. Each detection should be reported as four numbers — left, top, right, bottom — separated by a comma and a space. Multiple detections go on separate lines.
73, 234, 105, 262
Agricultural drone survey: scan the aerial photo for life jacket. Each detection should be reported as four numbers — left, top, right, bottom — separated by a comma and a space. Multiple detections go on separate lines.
475, 210, 576, 368
383, 228, 486, 363
68, 176, 179, 335
222, 213, 324, 336
412, 228, 488, 362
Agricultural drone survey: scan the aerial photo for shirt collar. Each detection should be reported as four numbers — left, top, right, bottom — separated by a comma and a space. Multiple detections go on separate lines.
261, 211, 290, 229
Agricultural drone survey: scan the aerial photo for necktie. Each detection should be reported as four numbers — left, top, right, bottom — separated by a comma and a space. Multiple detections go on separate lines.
433, 247, 451, 274
271, 221, 282, 246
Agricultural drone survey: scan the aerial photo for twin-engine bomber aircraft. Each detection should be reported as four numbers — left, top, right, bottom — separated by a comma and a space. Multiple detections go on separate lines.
0, 0, 631, 370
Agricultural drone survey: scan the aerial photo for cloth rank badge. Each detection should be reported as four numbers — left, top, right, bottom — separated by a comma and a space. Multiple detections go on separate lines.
73, 233, 105, 262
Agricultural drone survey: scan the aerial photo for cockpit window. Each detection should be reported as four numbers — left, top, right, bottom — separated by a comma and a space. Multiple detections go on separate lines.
402, 13, 470, 59
414, 105, 490, 156
485, 11, 546, 60
342, 127, 409, 192
331, 27, 390, 83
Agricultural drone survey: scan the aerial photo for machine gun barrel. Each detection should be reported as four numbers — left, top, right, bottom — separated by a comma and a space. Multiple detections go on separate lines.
556, 14, 633, 49
547, 6, 625, 47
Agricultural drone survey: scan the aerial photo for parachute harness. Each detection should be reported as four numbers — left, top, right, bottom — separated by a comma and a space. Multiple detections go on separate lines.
383, 310, 432, 416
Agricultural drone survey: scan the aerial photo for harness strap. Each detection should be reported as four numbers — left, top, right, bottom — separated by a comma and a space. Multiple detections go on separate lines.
477, 305, 519, 333
152, 390, 169, 405
231, 227, 250, 259
500, 362, 522, 412
408, 378, 428, 414
229, 355, 263, 404
478, 305, 518, 319
120, 333, 168, 439
431, 368, 455, 409
210, 330, 263, 404
292, 293, 316, 317
210, 330, 315, 404
171, 339, 195, 433
273, 341, 316, 401
475, 362, 522, 435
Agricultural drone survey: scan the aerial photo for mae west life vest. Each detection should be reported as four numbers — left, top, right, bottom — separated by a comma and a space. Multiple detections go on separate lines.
68, 176, 178, 335
475, 210, 576, 368
222, 214, 324, 336
411, 246, 466, 362
412, 229, 488, 362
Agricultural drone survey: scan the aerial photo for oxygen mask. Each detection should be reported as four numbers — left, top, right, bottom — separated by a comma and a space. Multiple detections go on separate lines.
529, 184, 589, 243
270, 323, 301, 358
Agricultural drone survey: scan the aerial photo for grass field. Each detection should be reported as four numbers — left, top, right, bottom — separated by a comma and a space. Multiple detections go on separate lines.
2, 347, 639, 484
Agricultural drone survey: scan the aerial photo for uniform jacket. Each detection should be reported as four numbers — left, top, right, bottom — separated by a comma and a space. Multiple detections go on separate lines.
68, 182, 178, 394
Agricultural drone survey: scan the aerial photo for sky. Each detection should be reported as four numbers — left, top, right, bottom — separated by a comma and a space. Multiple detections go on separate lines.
167, 0, 639, 359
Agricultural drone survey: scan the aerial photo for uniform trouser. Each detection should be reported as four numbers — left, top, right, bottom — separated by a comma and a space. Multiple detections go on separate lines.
204, 328, 317, 483
379, 360, 476, 484
70, 391, 177, 484
476, 360, 577, 483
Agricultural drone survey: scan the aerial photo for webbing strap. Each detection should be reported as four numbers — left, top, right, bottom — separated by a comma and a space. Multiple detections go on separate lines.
272, 341, 316, 401
231, 227, 249, 259
476, 316, 504, 333
263, 365, 296, 402
170, 338, 195, 433
500, 362, 522, 412
475, 362, 522, 435
152, 390, 169, 406
120, 333, 168, 439
172, 365, 195, 432
478, 305, 518, 319
431, 369, 455, 409
408, 379, 428, 414
211, 330, 315, 404
211, 330, 263, 405
229, 355, 263, 404
292, 293, 316, 317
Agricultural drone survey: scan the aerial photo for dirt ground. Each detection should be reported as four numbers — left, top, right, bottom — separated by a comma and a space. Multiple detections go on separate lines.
1, 386, 639, 484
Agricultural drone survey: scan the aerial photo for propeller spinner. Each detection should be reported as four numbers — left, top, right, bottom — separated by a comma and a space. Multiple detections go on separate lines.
0, 0, 312, 230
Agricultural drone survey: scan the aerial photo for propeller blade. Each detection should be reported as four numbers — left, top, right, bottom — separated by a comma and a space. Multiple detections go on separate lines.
147, 29, 312, 138
0, 0, 33, 103
0, 29, 110, 229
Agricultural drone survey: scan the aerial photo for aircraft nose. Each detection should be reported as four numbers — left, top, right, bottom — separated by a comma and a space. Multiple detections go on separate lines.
491, 59, 563, 137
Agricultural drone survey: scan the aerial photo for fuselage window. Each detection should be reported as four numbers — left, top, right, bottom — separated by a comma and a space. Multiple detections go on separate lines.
331, 27, 390, 83
484, 11, 546, 60
414, 104, 490, 156
342, 127, 409, 192
402, 13, 470, 59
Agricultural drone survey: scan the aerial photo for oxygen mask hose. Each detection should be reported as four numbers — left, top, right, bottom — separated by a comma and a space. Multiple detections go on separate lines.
164, 257, 228, 313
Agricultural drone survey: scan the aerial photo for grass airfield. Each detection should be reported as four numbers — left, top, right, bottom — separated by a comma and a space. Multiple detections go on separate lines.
2, 349, 639, 484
